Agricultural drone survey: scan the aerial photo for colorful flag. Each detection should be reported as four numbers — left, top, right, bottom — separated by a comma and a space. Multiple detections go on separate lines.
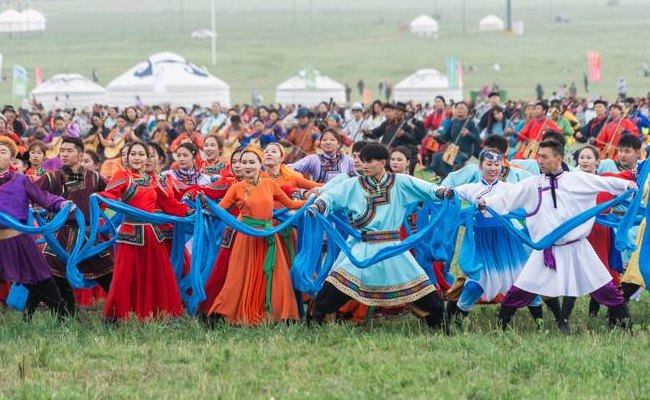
35, 67, 43, 86
447, 57, 463, 88
12, 65, 28, 98
587, 51, 602, 82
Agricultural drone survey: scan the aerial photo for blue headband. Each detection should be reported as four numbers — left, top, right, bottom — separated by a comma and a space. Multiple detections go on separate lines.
480, 150, 502, 162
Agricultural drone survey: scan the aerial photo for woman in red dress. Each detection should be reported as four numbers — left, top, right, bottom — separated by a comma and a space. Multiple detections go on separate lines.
200, 134, 228, 178
207, 147, 305, 325
98, 142, 192, 322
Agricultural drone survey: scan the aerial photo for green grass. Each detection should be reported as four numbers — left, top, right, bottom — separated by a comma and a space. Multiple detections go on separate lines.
2, 297, 650, 399
1, 0, 650, 105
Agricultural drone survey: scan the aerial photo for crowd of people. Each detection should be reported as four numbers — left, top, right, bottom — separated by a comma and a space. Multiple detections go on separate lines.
0, 90, 648, 333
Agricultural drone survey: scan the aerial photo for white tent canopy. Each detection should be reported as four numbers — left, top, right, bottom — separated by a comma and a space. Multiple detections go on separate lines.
0, 10, 24, 32
409, 15, 438, 37
479, 14, 504, 32
30, 74, 106, 109
106, 52, 231, 107
275, 69, 346, 106
393, 69, 463, 103
22, 9, 46, 32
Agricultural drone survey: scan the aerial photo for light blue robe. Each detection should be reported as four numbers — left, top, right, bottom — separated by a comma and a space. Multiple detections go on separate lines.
314, 173, 441, 306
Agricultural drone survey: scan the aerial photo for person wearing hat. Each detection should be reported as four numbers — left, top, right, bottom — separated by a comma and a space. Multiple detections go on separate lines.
2, 105, 27, 137
284, 107, 320, 163
344, 103, 373, 143
591, 103, 638, 158
364, 102, 426, 174
575, 100, 608, 143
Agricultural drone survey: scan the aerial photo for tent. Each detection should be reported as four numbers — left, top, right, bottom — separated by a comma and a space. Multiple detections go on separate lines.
30, 74, 106, 109
22, 9, 46, 32
275, 69, 346, 106
393, 69, 463, 103
0, 10, 25, 33
479, 15, 504, 32
409, 15, 438, 37
106, 52, 231, 107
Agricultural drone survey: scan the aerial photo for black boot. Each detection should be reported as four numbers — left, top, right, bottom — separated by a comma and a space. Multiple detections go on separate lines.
621, 282, 641, 301
445, 301, 460, 326
498, 306, 517, 331
543, 297, 562, 324
557, 296, 576, 335
588, 298, 601, 318
527, 305, 545, 331
608, 303, 632, 332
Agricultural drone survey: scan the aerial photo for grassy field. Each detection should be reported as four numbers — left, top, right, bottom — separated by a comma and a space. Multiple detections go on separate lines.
1, 0, 650, 105
2, 297, 650, 399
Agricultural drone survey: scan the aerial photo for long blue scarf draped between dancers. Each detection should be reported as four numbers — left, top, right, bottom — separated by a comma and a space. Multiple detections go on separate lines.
3, 203, 86, 310
3, 168, 649, 314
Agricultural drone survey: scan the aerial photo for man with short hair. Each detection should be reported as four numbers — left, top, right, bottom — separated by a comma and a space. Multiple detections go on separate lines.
35, 137, 113, 315
2, 105, 27, 137
481, 140, 636, 332
513, 102, 560, 159
430, 102, 480, 179
309, 143, 451, 331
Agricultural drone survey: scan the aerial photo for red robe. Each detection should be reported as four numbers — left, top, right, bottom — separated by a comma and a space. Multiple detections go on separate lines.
513, 117, 560, 159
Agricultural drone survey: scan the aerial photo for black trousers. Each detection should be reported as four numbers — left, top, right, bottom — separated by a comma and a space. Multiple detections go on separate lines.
311, 282, 445, 328
23, 278, 66, 319
51, 273, 113, 315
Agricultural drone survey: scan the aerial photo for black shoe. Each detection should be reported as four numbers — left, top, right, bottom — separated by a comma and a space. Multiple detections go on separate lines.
557, 319, 570, 335
498, 306, 517, 331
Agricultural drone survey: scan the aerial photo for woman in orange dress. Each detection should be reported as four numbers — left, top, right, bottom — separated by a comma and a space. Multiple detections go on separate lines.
98, 142, 192, 322
208, 147, 305, 325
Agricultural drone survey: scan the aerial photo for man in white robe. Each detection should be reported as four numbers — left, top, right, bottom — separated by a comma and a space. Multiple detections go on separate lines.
479, 139, 637, 331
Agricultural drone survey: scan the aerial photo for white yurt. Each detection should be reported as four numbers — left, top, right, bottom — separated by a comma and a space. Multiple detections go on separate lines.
0, 9, 25, 33
22, 9, 46, 32
409, 15, 438, 38
106, 52, 231, 107
393, 69, 463, 103
479, 15, 505, 32
275, 69, 346, 106
30, 74, 106, 109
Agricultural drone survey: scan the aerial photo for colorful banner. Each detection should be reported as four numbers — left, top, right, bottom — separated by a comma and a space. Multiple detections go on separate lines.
35, 66, 43, 86
447, 57, 463, 88
12, 64, 28, 98
588, 51, 602, 82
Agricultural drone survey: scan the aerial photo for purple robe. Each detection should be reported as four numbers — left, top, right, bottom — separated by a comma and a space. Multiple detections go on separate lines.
288, 153, 356, 183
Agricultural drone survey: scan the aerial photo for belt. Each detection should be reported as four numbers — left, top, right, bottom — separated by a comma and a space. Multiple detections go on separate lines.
360, 230, 401, 243
543, 238, 581, 270
0, 228, 21, 240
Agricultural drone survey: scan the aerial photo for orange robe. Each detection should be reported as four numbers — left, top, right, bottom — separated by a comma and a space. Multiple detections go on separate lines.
208, 178, 305, 325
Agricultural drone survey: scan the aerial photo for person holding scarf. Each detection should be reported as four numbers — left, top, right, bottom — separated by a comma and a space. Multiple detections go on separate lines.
98, 142, 192, 322
481, 140, 636, 331
208, 147, 305, 325
0, 137, 71, 320
446, 150, 544, 327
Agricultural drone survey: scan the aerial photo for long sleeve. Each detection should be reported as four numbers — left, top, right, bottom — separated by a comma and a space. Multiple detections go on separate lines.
288, 155, 318, 177
156, 186, 190, 217
98, 170, 130, 201
454, 183, 484, 203
485, 177, 538, 215
293, 174, 322, 190
272, 182, 306, 210
218, 185, 239, 212
366, 121, 386, 140
441, 164, 481, 187
24, 177, 67, 212
35, 173, 55, 194
398, 174, 441, 203
572, 171, 631, 197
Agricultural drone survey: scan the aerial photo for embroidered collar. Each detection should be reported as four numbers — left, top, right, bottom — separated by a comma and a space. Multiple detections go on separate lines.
62, 166, 85, 182
0, 168, 13, 182
173, 168, 201, 185
203, 161, 225, 175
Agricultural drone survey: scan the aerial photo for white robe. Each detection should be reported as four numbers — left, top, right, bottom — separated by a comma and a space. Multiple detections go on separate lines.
485, 170, 630, 297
